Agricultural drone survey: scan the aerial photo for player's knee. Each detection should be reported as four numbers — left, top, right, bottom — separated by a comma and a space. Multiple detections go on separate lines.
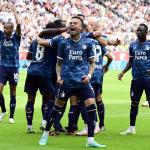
131, 101, 139, 106
53, 104, 63, 112
86, 104, 96, 112
55, 99, 66, 106
70, 96, 78, 105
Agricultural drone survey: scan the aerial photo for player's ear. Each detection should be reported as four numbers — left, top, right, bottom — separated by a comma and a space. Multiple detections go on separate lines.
80, 24, 83, 31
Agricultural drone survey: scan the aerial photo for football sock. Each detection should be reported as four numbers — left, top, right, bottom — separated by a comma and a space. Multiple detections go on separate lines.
45, 100, 54, 120
130, 102, 139, 126
10, 95, 16, 118
0, 94, 6, 113
96, 100, 105, 127
73, 102, 81, 127
81, 104, 87, 124
26, 101, 34, 125
87, 104, 96, 137
54, 103, 66, 130
41, 102, 48, 121
45, 105, 62, 131
68, 105, 78, 130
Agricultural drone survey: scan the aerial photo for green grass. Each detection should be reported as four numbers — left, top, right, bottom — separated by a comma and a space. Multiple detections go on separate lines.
0, 70, 149, 150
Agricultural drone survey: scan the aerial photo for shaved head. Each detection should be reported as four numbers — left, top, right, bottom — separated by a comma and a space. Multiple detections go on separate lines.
4, 22, 14, 29
88, 17, 100, 31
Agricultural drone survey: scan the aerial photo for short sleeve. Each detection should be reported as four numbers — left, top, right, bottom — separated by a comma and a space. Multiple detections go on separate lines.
129, 44, 133, 57
49, 35, 62, 47
13, 32, 21, 42
83, 32, 93, 38
0, 30, 4, 40
101, 46, 107, 56
57, 41, 65, 60
87, 42, 95, 59
28, 41, 35, 53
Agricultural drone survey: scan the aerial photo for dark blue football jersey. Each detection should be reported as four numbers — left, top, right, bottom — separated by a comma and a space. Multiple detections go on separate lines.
57, 36, 95, 88
129, 40, 150, 79
0, 30, 21, 68
81, 32, 93, 38
90, 39, 107, 84
28, 36, 63, 78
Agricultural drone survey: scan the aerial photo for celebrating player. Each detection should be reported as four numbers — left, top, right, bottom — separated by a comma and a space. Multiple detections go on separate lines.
38, 16, 106, 148
0, 5, 21, 123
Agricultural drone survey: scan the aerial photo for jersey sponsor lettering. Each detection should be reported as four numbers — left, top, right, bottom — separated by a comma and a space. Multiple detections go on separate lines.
69, 50, 83, 60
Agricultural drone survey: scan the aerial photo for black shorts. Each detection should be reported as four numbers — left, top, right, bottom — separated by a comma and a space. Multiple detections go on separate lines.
91, 83, 103, 97
24, 74, 55, 96
57, 85, 95, 102
130, 79, 150, 102
0, 66, 19, 85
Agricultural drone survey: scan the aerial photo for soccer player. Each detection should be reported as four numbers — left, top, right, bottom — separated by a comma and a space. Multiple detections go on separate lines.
39, 16, 106, 148
0, 5, 21, 123
37, 20, 68, 135
24, 21, 65, 133
76, 40, 113, 136
118, 23, 150, 135
74, 18, 113, 135
37, 19, 105, 135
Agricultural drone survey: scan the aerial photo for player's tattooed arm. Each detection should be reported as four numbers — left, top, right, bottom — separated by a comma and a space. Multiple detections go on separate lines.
12, 5, 21, 35
82, 57, 95, 85
88, 57, 96, 77
56, 58, 64, 85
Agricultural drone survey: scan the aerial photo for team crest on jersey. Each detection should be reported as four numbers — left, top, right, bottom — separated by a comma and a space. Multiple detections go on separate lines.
66, 45, 70, 49
60, 91, 65, 98
14, 73, 19, 83
145, 45, 149, 50
82, 45, 87, 50
133, 45, 137, 50
89, 86, 94, 93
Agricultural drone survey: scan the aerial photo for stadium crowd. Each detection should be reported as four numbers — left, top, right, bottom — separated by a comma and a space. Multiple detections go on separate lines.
0, 0, 149, 52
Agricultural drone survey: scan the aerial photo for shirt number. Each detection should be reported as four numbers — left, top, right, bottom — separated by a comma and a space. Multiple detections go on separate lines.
92, 45, 102, 62
35, 44, 45, 61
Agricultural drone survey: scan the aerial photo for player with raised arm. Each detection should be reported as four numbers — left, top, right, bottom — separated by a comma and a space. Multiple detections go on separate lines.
0, 4, 21, 123
38, 16, 106, 148
24, 21, 65, 133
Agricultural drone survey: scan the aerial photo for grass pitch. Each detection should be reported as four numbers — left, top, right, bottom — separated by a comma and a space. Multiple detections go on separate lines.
0, 70, 150, 150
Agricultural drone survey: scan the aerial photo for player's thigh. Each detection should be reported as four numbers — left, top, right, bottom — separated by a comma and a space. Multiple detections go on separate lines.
9, 85, 17, 95
70, 96, 78, 105
57, 85, 73, 103
28, 94, 36, 103
78, 86, 95, 106
130, 79, 144, 103
39, 77, 55, 97
24, 75, 38, 95
0, 67, 8, 86
91, 83, 102, 101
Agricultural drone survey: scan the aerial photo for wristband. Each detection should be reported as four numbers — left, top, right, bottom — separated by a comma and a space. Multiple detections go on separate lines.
87, 74, 91, 79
